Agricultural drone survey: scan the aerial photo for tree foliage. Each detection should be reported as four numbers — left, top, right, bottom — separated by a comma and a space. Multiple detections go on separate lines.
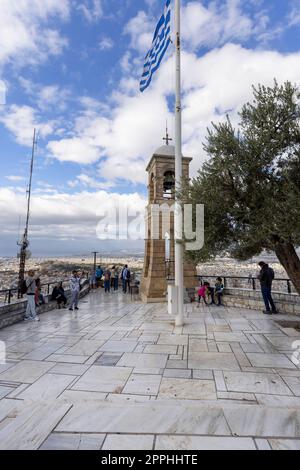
183, 81, 300, 290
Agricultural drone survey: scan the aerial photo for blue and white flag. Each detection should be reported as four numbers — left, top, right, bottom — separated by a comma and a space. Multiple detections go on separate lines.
140, 0, 171, 92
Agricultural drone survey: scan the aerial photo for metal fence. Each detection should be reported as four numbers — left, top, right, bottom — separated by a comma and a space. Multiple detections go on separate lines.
198, 275, 295, 294
164, 260, 295, 294
0, 278, 87, 306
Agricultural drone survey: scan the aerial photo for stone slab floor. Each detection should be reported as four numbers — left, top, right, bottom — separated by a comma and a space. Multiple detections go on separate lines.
0, 290, 300, 450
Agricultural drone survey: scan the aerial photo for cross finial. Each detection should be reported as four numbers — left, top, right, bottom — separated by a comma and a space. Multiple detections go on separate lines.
163, 123, 172, 146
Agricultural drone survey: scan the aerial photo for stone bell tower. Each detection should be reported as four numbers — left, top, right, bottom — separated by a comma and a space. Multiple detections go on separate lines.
140, 132, 197, 303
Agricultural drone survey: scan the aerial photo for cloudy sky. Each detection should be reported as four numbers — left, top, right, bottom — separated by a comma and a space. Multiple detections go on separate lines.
0, 0, 300, 256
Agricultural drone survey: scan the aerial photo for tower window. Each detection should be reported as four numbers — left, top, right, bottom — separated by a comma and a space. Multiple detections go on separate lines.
163, 171, 175, 199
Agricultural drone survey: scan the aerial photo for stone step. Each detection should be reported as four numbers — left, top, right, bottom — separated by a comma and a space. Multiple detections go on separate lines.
50, 397, 300, 439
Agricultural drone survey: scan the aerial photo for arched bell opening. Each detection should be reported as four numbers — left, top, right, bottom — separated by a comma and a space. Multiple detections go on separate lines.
163, 171, 175, 199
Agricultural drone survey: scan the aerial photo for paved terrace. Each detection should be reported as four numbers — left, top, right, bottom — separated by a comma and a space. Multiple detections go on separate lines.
0, 290, 300, 450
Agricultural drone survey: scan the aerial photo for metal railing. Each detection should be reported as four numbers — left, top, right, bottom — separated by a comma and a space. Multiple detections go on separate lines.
198, 275, 295, 295
0, 276, 90, 306
164, 260, 295, 295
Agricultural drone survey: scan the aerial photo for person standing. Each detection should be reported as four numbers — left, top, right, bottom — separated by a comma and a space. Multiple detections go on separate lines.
104, 269, 111, 293
35, 278, 45, 307
121, 265, 127, 293
89, 269, 96, 290
95, 266, 103, 288
111, 266, 116, 290
257, 262, 277, 315
125, 266, 131, 294
197, 282, 210, 307
69, 271, 80, 311
24, 270, 40, 322
215, 277, 225, 306
114, 268, 119, 291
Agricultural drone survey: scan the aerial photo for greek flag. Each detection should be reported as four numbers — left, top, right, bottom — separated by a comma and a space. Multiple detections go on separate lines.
140, 0, 171, 92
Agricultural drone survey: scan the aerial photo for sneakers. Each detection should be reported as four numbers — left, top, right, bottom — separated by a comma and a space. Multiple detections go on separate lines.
75, 307, 79, 310
69, 308, 73, 311
24, 316, 40, 322
263, 310, 272, 315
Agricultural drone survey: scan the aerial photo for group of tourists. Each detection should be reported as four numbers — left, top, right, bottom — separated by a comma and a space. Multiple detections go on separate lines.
89, 264, 132, 294
22, 259, 278, 323
23, 269, 84, 322
197, 261, 278, 314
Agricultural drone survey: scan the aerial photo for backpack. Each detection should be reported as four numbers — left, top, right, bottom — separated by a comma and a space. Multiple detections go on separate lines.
269, 268, 275, 281
20, 280, 28, 295
126, 269, 131, 280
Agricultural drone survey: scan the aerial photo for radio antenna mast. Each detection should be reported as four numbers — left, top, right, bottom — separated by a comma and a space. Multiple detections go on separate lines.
18, 129, 37, 295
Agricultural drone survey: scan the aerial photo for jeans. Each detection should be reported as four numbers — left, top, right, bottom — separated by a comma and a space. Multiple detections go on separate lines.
261, 287, 276, 312
114, 277, 119, 291
216, 292, 223, 305
70, 290, 79, 309
104, 280, 110, 292
25, 295, 37, 319
209, 287, 215, 304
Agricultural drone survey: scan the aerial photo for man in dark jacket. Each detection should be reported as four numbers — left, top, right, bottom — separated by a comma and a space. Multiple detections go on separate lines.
257, 262, 277, 315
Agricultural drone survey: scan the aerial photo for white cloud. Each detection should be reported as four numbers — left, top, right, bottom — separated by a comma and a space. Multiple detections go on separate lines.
47, 137, 100, 164
77, 0, 103, 23
0, 105, 56, 147
125, 11, 154, 53
46, 42, 300, 185
0, 80, 6, 105
47, 89, 172, 183
5, 175, 25, 182
0, 0, 70, 67
0, 186, 146, 242
181, 0, 254, 49
288, 1, 300, 27
125, 0, 268, 54
19, 77, 71, 110
99, 37, 114, 51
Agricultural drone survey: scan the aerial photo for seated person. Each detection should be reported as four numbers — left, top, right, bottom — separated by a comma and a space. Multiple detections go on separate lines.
51, 282, 67, 308
215, 277, 225, 306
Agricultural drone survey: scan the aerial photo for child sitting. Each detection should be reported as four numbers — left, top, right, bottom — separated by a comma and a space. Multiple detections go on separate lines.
197, 282, 210, 307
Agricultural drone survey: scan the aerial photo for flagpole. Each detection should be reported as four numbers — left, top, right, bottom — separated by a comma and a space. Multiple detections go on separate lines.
174, 0, 184, 327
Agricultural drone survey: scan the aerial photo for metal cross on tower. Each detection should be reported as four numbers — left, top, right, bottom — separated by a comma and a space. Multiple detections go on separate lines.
163, 124, 173, 146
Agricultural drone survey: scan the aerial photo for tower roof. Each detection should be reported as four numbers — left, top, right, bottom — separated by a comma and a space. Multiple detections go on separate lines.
153, 144, 175, 156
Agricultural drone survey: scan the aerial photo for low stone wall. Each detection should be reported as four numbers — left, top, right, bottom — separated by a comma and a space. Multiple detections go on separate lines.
223, 288, 300, 316
0, 283, 90, 330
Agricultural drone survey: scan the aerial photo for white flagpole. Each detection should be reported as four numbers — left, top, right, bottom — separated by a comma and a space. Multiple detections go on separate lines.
174, 0, 184, 327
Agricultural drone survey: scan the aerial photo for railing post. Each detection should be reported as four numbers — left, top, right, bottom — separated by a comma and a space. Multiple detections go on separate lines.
287, 280, 292, 294
252, 278, 256, 291
48, 284, 50, 295
8, 290, 12, 304
224, 277, 227, 288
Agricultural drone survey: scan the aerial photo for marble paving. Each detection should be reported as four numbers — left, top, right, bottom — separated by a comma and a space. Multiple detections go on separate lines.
0, 290, 300, 450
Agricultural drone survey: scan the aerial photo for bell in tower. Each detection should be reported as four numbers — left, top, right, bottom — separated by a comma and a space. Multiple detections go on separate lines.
140, 131, 197, 303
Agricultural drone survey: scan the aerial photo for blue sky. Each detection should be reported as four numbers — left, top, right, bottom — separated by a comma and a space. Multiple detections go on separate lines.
0, 0, 300, 256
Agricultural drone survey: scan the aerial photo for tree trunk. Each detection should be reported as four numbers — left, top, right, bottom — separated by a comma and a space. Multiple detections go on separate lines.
274, 242, 300, 295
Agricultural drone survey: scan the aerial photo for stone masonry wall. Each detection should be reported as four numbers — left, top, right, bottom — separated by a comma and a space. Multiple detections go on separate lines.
0, 283, 90, 330
223, 288, 300, 316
